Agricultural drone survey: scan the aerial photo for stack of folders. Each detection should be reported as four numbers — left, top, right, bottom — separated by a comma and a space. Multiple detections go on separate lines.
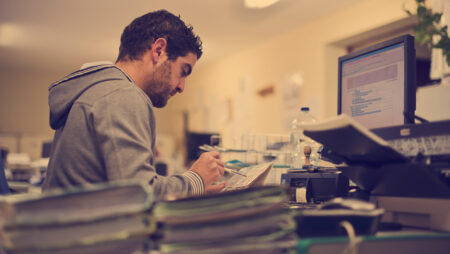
153, 185, 298, 254
0, 181, 155, 254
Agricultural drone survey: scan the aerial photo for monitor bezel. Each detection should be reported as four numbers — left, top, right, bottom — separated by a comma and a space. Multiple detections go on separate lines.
337, 34, 416, 129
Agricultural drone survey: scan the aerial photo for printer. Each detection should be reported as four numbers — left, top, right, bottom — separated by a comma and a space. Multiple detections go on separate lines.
318, 119, 450, 232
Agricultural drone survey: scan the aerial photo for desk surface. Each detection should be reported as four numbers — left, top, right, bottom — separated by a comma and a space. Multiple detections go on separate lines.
297, 229, 450, 254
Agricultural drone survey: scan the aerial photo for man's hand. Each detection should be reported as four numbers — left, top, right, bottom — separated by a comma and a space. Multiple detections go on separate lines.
189, 151, 225, 188
206, 182, 226, 194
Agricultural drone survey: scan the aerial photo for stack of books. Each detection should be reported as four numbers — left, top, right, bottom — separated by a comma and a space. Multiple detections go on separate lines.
153, 185, 298, 254
0, 181, 155, 254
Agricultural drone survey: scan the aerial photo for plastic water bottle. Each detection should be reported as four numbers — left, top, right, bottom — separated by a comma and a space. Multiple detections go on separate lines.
290, 107, 317, 168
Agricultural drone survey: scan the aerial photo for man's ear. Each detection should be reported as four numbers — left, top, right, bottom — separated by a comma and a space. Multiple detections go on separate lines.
151, 38, 167, 64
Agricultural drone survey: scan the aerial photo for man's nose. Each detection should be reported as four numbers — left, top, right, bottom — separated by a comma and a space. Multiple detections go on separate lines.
176, 79, 185, 93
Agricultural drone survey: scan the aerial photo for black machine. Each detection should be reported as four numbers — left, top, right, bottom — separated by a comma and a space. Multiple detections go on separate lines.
281, 170, 349, 203
185, 131, 219, 165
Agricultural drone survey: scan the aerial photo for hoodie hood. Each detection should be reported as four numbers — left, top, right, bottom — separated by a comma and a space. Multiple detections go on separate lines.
48, 65, 131, 129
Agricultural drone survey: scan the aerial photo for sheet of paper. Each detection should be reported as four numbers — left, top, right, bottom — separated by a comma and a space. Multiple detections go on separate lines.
223, 163, 273, 191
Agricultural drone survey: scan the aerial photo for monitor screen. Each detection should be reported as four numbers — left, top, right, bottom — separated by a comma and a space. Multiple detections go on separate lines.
338, 35, 416, 129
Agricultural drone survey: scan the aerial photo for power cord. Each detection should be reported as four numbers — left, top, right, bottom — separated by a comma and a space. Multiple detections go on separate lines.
340, 220, 361, 254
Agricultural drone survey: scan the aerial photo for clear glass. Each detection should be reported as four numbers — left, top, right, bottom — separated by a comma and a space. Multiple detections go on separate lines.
290, 107, 319, 168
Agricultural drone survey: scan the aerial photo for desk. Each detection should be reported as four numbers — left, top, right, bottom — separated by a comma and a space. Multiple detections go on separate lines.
7, 181, 41, 194
297, 230, 450, 254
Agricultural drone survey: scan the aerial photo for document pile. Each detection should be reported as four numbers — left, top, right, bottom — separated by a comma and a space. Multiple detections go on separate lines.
0, 181, 155, 254
154, 185, 298, 254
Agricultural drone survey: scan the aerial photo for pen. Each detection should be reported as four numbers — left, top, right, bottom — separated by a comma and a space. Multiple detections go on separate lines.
225, 167, 247, 177
198, 145, 216, 152
198, 145, 247, 177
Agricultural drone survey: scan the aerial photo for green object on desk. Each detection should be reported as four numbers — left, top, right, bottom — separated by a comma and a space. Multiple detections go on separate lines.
224, 160, 250, 170
297, 232, 450, 254
273, 164, 291, 168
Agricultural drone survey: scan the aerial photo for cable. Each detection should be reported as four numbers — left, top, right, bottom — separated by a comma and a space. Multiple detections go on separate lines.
403, 111, 429, 123
340, 220, 361, 254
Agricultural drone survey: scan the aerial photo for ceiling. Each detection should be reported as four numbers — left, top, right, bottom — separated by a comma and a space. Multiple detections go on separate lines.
0, 0, 361, 73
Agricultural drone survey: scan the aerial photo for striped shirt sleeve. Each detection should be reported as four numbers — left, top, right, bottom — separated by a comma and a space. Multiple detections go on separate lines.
182, 171, 205, 196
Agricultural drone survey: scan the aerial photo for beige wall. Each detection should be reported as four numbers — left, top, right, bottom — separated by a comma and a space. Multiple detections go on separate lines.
0, 65, 61, 157
156, 0, 416, 147
0, 66, 54, 135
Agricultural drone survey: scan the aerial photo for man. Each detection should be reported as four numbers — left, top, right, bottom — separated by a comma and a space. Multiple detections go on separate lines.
42, 10, 226, 199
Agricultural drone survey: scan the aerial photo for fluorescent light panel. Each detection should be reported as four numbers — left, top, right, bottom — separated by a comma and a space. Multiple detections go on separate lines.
244, 0, 280, 9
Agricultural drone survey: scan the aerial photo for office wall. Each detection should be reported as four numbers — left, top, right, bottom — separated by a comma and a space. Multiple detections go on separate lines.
416, 83, 450, 121
157, 0, 416, 146
0, 65, 61, 157
0, 66, 55, 136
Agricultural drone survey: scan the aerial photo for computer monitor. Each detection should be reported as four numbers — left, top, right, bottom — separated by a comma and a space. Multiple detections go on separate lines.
185, 131, 219, 165
338, 34, 416, 129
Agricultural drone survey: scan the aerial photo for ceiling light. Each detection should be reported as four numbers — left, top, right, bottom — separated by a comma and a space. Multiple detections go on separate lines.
244, 0, 280, 9
0, 23, 25, 47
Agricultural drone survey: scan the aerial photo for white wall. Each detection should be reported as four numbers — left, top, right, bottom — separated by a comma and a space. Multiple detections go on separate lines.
0, 66, 57, 135
416, 83, 450, 121
0, 66, 56, 158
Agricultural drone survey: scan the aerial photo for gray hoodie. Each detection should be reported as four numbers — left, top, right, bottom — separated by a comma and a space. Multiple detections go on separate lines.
42, 65, 203, 200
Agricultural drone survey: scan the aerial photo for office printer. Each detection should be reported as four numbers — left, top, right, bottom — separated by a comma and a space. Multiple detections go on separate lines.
281, 169, 349, 204
312, 119, 450, 232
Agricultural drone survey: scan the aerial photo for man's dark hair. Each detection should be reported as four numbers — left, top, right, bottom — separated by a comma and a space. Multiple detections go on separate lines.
116, 10, 202, 62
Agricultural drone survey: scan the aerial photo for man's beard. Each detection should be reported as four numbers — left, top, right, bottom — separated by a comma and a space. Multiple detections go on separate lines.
145, 61, 174, 108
